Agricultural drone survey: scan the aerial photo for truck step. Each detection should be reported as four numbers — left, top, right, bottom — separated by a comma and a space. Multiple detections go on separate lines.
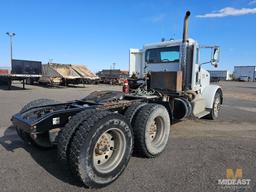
194, 110, 210, 118
191, 97, 206, 116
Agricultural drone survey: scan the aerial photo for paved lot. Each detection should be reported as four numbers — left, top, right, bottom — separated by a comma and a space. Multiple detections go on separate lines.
0, 81, 256, 192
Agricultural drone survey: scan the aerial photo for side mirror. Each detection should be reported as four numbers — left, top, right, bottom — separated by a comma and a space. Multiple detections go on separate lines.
211, 47, 220, 68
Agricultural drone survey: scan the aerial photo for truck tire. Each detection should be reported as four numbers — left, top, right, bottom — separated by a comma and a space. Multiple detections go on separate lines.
133, 104, 170, 158
16, 99, 60, 148
124, 102, 147, 125
57, 109, 97, 165
68, 111, 133, 188
206, 91, 222, 120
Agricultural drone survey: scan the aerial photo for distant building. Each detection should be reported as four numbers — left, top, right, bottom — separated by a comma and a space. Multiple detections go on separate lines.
233, 66, 256, 81
208, 70, 231, 82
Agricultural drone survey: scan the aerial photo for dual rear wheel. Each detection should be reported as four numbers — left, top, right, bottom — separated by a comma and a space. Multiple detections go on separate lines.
65, 103, 170, 187
125, 103, 171, 158
59, 110, 133, 188
57, 103, 170, 187
16, 100, 171, 188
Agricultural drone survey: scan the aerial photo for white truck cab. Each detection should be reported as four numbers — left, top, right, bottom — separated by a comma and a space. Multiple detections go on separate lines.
129, 39, 217, 92
129, 11, 222, 119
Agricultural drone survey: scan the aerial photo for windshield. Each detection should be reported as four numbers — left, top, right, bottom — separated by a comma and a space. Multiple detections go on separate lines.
145, 46, 180, 64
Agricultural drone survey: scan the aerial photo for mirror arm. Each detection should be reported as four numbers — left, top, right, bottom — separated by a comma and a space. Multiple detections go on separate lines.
199, 61, 211, 67
198, 61, 210, 72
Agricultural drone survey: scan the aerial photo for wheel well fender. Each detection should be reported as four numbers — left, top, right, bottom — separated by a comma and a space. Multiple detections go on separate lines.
201, 85, 223, 109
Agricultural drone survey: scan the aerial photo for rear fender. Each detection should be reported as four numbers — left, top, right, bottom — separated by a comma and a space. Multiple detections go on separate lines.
201, 85, 223, 109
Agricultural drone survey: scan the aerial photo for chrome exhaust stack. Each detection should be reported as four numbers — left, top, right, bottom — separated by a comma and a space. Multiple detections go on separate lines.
182, 11, 191, 43
181, 11, 191, 91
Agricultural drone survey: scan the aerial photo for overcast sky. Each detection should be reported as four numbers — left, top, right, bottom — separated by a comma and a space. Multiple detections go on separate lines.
0, 0, 255, 72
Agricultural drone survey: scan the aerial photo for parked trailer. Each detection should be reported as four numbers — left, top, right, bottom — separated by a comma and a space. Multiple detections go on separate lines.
39, 63, 99, 86
71, 65, 100, 84
97, 69, 129, 85
39, 63, 81, 86
12, 59, 42, 85
0, 60, 42, 89
12, 11, 223, 188
0, 69, 9, 74
0, 73, 42, 89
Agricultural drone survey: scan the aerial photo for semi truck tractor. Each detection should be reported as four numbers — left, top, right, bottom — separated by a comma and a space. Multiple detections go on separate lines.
11, 11, 223, 188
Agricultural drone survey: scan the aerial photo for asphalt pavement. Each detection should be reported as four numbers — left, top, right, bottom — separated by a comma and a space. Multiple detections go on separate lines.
0, 81, 255, 192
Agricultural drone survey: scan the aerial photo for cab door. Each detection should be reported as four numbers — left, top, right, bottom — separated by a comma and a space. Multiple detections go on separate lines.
191, 44, 201, 91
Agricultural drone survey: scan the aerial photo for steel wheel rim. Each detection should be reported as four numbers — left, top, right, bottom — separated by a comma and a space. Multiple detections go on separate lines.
214, 97, 221, 116
147, 116, 165, 147
93, 128, 126, 173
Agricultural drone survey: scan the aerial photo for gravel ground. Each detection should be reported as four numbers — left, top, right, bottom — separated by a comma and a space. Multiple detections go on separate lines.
0, 81, 256, 192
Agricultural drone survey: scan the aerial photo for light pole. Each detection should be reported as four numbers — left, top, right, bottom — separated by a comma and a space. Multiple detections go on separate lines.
112, 62, 116, 70
6, 32, 16, 68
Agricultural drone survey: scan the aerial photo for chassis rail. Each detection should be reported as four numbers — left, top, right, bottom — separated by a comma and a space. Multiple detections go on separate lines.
11, 98, 144, 134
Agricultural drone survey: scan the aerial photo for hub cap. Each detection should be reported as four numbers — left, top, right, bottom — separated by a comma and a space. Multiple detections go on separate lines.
147, 117, 165, 146
214, 97, 221, 116
93, 128, 126, 173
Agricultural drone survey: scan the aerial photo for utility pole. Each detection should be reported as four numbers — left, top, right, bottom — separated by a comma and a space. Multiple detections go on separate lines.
112, 62, 116, 70
6, 32, 16, 69
48, 59, 53, 64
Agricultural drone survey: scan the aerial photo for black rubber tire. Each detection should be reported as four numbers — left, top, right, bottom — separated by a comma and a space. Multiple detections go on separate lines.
68, 111, 133, 188
133, 104, 170, 158
57, 109, 97, 165
206, 91, 222, 120
124, 102, 147, 125
16, 99, 59, 148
